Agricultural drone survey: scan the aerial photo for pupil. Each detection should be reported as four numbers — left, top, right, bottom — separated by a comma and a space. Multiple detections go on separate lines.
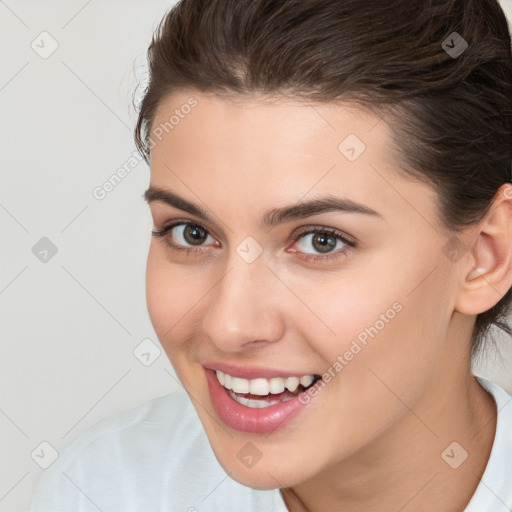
313, 233, 336, 253
185, 225, 207, 245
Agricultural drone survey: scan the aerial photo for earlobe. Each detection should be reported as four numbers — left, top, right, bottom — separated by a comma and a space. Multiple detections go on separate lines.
455, 184, 512, 315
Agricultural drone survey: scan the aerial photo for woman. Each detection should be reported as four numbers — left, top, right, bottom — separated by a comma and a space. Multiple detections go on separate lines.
30, 0, 512, 510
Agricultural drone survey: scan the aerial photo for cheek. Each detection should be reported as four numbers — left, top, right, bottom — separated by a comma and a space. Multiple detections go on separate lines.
308, 255, 453, 385
290, 265, 406, 363
340, 266, 454, 410
309, 292, 405, 377
145, 246, 201, 347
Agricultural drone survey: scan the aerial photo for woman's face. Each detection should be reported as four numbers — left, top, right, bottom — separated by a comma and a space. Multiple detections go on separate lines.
145, 90, 464, 489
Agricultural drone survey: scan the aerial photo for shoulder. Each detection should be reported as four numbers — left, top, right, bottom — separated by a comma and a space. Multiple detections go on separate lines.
54, 386, 200, 471
28, 387, 207, 511
28, 386, 287, 512
464, 377, 512, 512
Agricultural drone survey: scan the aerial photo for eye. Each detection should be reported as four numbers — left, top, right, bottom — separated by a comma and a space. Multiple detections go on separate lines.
168, 223, 214, 246
289, 226, 356, 261
151, 220, 217, 255
152, 220, 356, 261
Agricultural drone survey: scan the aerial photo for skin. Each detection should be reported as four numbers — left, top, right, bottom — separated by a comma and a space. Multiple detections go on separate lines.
144, 89, 512, 512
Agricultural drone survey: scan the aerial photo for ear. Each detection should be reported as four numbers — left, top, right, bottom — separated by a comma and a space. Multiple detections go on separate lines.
454, 184, 512, 315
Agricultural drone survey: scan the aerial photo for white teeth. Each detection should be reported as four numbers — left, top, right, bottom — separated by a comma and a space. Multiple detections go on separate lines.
269, 377, 285, 394
299, 375, 315, 388
249, 378, 270, 396
215, 370, 317, 396
230, 376, 250, 394
285, 376, 300, 392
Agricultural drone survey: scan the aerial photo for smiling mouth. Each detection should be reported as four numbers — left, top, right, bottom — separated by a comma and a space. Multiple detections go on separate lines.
215, 370, 322, 408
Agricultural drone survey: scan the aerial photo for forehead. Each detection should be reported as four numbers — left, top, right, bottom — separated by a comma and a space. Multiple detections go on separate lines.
150, 90, 385, 151
150, 90, 392, 180
148, 90, 439, 231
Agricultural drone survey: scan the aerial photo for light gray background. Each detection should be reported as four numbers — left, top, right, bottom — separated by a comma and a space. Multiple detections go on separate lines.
1, 1, 511, 510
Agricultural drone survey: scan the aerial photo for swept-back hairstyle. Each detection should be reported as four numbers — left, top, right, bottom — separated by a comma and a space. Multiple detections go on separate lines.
134, 0, 512, 359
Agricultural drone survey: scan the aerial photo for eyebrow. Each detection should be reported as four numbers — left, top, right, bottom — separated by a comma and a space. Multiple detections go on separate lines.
143, 186, 383, 229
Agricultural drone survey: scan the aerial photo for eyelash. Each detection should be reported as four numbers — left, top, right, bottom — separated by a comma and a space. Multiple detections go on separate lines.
151, 219, 357, 262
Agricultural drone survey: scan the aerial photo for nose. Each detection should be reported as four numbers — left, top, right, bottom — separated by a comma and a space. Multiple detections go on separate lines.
201, 253, 285, 353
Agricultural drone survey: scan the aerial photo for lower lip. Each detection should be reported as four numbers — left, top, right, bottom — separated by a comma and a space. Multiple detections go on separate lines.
204, 368, 312, 434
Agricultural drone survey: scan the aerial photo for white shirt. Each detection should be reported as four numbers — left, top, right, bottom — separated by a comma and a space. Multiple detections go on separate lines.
29, 376, 512, 512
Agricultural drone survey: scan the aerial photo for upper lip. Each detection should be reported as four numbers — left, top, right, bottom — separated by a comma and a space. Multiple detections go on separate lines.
202, 361, 319, 380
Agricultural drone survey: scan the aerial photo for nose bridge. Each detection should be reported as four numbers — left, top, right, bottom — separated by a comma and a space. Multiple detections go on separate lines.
201, 250, 284, 351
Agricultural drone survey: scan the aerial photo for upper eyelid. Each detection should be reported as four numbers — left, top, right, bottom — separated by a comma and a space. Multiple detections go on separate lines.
154, 218, 221, 241
296, 228, 355, 245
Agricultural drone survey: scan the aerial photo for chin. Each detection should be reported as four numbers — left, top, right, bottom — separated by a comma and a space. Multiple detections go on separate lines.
228, 466, 299, 490
213, 448, 314, 490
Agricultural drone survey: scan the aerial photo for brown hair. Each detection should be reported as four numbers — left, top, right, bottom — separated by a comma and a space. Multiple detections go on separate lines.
134, 0, 512, 359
